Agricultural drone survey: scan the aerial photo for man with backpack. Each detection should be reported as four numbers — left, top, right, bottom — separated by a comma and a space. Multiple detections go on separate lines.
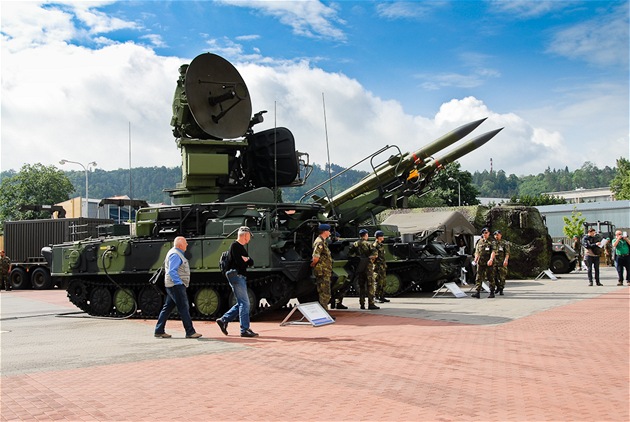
216, 226, 259, 338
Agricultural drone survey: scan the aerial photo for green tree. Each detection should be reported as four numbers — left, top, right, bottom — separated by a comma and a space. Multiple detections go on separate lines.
610, 157, 630, 200
563, 206, 586, 238
0, 164, 75, 224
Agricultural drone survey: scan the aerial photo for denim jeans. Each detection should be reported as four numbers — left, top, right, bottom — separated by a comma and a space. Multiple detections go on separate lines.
615, 254, 630, 281
155, 284, 196, 336
222, 270, 250, 333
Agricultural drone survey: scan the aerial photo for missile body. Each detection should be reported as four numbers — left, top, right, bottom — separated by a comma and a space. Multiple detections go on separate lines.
325, 119, 499, 212
415, 128, 504, 176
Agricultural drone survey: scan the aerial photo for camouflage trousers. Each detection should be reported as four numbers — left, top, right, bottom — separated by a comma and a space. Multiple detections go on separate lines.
494, 266, 508, 289
315, 276, 331, 309
475, 265, 495, 292
358, 273, 376, 306
374, 267, 386, 299
0, 272, 9, 290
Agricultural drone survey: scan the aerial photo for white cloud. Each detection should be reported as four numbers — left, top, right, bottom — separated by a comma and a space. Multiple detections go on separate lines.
546, 4, 629, 67
488, 0, 575, 19
375, 1, 449, 20
1, 1, 626, 185
415, 52, 501, 90
219, 0, 346, 41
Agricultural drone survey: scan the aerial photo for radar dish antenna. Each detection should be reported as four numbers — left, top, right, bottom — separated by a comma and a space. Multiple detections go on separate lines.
185, 53, 252, 139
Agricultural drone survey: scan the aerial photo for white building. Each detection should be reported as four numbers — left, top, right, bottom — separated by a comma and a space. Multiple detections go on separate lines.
543, 187, 614, 203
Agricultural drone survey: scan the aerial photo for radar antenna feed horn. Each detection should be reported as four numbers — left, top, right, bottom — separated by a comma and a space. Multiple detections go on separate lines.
184, 53, 252, 139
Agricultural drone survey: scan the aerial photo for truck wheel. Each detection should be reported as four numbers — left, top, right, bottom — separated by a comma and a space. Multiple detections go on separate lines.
9, 268, 30, 289
551, 255, 570, 274
31, 267, 53, 290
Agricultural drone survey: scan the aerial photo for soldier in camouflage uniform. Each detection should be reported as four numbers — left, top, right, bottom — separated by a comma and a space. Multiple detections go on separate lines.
492, 230, 510, 296
0, 250, 12, 291
472, 228, 496, 298
311, 224, 332, 309
350, 229, 379, 310
373, 230, 389, 304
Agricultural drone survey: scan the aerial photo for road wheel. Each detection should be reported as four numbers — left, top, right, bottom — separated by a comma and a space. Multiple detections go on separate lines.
67, 280, 88, 305
384, 273, 403, 296
114, 288, 136, 315
139, 287, 163, 317
194, 288, 221, 317
89, 287, 112, 315
551, 255, 570, 274
30, 267, 53, 290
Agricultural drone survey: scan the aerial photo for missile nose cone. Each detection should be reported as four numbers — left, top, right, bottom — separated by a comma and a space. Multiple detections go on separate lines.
471, 127, 504, 148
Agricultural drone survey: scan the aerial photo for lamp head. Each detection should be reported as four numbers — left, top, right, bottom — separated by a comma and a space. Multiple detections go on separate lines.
59, 159, 67, 165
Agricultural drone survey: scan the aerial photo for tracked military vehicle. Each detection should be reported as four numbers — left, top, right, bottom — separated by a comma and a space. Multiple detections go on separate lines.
46, 53, 502, 319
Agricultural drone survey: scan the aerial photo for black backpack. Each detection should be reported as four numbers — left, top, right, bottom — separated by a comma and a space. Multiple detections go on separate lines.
219, 250, 231, 275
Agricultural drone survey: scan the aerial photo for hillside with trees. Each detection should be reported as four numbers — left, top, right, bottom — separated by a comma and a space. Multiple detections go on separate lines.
0, 159, 624, 225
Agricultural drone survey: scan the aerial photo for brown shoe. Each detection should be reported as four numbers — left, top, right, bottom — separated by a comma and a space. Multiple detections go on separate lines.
618, 282, 624, 286
154, 333, 172, 338
186, 333, 202, 339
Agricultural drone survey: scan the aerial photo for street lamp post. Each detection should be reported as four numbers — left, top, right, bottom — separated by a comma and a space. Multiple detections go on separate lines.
60, 159, 97, 217
449, 177, 461, 206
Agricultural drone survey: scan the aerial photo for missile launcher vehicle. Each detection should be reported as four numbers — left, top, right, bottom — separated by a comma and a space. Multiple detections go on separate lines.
45, 53, 502, 319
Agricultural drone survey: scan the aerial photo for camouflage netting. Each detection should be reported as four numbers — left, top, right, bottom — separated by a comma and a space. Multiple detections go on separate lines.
379, 204, 552, 279
473, 205, 552, 279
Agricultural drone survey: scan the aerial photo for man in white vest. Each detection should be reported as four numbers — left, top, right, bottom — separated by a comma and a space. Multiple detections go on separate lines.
154, 236, 202, 338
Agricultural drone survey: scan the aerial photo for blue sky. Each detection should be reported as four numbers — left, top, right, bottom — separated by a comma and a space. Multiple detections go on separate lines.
1, 1, 628, 179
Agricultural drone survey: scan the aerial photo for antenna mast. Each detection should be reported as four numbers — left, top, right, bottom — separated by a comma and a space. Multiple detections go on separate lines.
322, 93, 334, 207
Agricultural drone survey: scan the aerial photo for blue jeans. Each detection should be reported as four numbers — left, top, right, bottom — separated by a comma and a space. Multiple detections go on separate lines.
222, 270, 250, 333
155, 284, 196, 336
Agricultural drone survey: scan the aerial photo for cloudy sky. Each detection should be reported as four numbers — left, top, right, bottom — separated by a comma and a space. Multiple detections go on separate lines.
1, 0, 628, 178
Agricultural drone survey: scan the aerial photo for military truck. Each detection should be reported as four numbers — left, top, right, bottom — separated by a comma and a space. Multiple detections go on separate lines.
4, 217, 112, 289
45, 53, 502, 319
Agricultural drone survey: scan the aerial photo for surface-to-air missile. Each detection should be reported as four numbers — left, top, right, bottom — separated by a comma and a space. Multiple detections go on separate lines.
45, 52, 502, 319
301, 118, 502, 296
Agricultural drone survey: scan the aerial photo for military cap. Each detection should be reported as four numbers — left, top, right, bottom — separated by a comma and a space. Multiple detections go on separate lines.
359, 229, 369, 236
375, 230, 385, 237
318, 223, 331, 232
493, 230, 501, 235
481, 227, 489, 234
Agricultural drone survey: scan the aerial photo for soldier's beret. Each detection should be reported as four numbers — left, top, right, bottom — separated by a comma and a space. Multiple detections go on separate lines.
375, 230, 385, 237
359, 229, 369, 236
318, 224, 331, 232
493, 230, 501, 235
481, 227, 489, 234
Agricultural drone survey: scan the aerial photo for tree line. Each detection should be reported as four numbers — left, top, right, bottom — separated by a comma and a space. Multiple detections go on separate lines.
472, 161, 619, 198
1, 158, 628, 224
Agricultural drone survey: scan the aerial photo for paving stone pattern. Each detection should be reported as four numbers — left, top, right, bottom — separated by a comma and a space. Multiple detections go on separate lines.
1, 267, 628, 421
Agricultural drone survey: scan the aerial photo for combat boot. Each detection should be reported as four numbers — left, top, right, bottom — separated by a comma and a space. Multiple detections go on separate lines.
498, 288, 504, 296
488, 291, 495, 298
471, 291, 481, 298
368, 303, 380, 310
360, 303, 365, 310
335, 302, 348, 310
380, 296, 390, 303
330, 301, 336, 309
